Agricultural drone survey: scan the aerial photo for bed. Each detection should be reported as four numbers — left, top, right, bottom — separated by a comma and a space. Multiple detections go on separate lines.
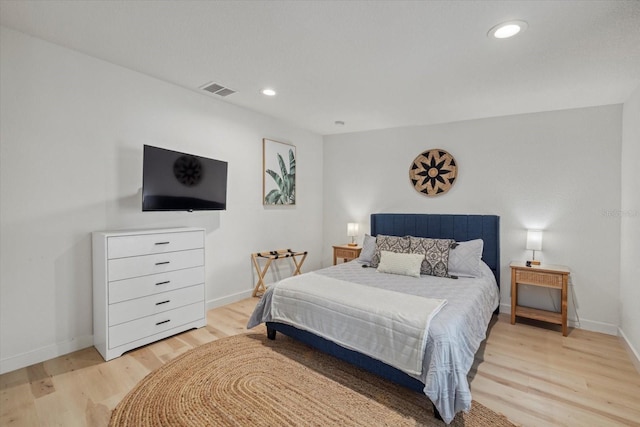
247, 213, 500, 424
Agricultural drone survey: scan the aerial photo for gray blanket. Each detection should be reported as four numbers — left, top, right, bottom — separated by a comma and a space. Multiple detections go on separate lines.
247, 261, 499, 423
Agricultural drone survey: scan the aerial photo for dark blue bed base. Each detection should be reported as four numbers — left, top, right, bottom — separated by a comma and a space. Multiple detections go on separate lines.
266, 213, 500, 420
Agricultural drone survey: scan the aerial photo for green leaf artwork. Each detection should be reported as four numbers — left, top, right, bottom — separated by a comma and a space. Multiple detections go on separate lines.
263, 139, 296, 205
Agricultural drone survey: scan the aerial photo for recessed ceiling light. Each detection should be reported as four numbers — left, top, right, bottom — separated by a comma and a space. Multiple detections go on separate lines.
488, 20, 528, 39
261, 88, 276, 96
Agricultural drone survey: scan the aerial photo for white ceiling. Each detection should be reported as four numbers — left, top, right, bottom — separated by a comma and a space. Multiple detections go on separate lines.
1, 0, 639, 135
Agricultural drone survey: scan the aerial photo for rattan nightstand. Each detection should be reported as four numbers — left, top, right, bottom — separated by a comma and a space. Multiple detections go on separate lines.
510, 261, 570, 336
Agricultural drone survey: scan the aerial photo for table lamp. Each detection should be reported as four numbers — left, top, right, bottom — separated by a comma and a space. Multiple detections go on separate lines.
347, 223, 359, 246
526, 229, 542, 266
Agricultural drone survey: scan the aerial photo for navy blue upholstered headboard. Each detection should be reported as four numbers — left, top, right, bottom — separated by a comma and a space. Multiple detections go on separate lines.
370, 213, 500, 287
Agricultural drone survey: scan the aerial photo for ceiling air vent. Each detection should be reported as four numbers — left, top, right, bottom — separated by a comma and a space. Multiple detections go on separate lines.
200, 82, 236, 97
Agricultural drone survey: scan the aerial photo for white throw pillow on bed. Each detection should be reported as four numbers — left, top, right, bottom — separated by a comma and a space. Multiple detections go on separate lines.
376, 251, 424, 278
448, 239, 484, 278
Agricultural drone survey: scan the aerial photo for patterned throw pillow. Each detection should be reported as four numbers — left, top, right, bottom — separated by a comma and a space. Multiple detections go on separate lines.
408, 236, 454, 277
370, 235, 411, 268
377, 251, 424, 278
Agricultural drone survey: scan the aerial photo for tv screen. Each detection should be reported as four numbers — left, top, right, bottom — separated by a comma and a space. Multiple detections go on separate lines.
142, 145, 228, 211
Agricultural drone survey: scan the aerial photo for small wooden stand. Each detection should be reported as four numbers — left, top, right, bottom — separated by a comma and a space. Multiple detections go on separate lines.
251, 249, 308, 297
510, 261, 570, 336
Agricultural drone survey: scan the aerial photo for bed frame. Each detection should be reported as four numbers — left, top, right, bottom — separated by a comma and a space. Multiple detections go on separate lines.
266, 213, 500, 420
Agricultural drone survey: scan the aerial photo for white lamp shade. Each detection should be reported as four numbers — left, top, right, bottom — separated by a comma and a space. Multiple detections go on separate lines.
526, 229, 543, 251
347, 223, 359, 237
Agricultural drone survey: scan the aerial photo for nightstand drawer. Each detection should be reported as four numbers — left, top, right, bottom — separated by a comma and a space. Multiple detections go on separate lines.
515, 269, 562, 288
335, 248, 357, 259
333, 245, 362, 265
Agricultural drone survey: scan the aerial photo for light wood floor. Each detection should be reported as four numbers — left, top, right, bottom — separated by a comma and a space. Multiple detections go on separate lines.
1, 298, 639, 426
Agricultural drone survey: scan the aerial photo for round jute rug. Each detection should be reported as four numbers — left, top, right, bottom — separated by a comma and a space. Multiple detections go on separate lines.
110, 333, 515, 427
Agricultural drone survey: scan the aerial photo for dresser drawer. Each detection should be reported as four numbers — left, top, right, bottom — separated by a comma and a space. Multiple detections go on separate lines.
108, 249, 204, 282
107, 230, 203, 259
109, 284, 204, 326
108, 266, 204, 304
515, 269, 562, 289
109, 301, 205, 349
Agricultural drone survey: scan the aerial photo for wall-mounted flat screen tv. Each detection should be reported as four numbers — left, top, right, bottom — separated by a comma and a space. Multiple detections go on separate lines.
142, 145, 228, 211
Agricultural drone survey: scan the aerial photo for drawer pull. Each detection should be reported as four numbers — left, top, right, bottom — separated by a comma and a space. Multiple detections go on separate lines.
155, 300, 170, 306
156, 319, 171, 326
155, 261, 170, 266
155, 280, 170, 286
155, 241, 170, 245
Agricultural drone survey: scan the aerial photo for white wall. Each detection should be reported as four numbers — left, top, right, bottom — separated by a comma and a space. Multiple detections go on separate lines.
323, 106, 622, 334
620, 85, 640, 364
1, 24, 633, 374
0, 27, 324, 374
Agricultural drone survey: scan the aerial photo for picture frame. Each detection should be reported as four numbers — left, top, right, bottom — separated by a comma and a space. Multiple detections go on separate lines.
263, 138, 296, 205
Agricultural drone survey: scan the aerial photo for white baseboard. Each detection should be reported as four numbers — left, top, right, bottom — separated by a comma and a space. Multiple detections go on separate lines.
498, 303, 510, 316
576, 318, 619, 336
206, 289, 254, 310
0, 334, 93, 375
618, 328, 640, 374
0, 291, 255, 375
499, 303, 618, 336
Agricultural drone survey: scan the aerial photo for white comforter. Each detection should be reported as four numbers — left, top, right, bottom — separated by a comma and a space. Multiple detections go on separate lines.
271, 273, 446, 375
247, 261, 499, 424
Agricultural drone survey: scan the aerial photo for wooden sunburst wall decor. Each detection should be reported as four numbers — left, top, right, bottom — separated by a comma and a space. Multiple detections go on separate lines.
409, 149, 458, 197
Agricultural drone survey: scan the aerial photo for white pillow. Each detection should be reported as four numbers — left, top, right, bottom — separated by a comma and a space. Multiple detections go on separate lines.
358, 234, 377, 264
376, 250, 424, 278
448, 239, 484, 278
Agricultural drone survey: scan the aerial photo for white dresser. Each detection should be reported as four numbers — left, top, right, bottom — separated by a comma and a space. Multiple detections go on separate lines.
92, 227, 206, 361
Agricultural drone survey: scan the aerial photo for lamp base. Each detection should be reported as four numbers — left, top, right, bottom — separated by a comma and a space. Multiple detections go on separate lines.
528, 260, 541, 266
347, 243, 357, 247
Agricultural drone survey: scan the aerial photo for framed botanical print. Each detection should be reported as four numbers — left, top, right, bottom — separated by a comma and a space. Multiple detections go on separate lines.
263, 138, 296, 205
